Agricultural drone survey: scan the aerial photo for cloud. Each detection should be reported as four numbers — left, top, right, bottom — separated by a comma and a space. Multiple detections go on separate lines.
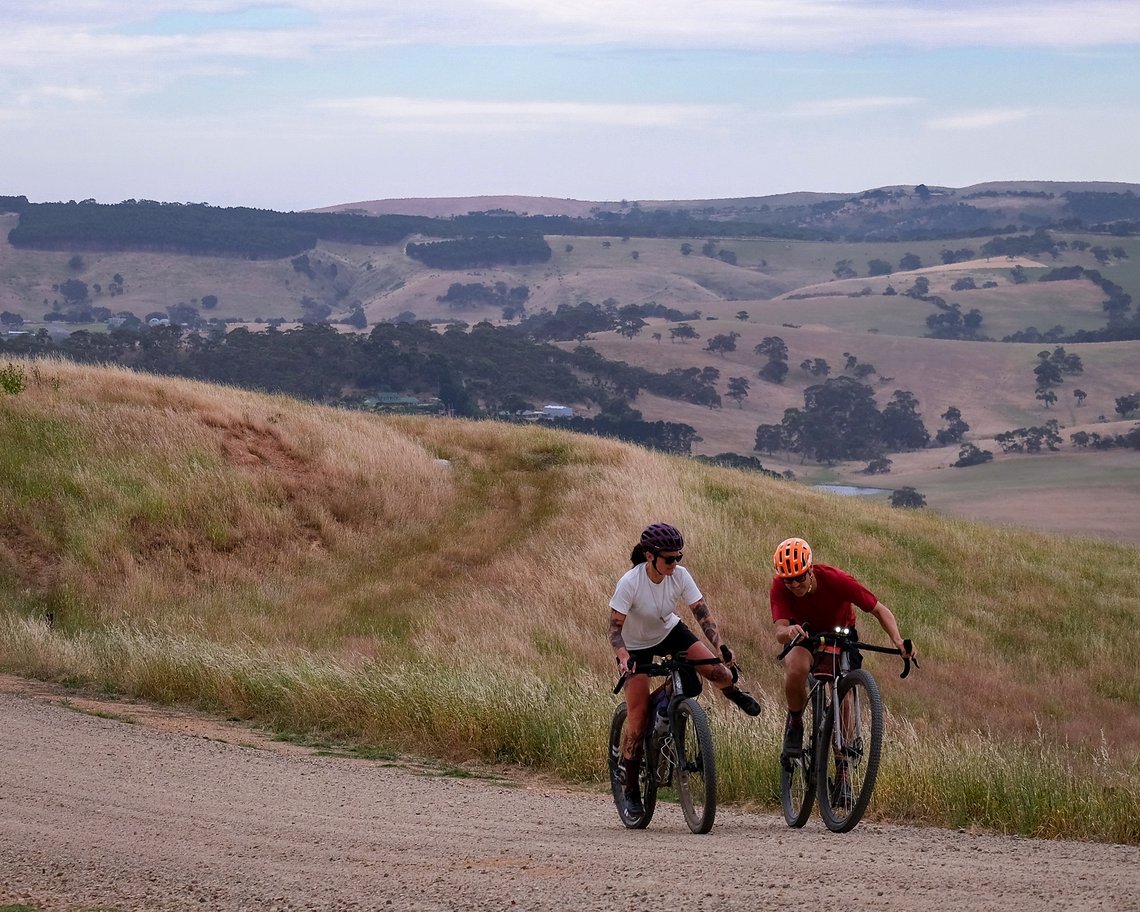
25, 85, 105, 104
5, 1, 1140, 62
354, 0, 1140, 51
786, 96, 923, 118
313, 96, 733, 132
925, 108, 1033, 130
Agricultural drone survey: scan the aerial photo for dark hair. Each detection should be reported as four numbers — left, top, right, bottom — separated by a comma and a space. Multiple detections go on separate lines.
630, 543, 650, 566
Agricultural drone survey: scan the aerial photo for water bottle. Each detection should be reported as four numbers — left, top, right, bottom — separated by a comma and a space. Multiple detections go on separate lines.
652, 689, 669, 736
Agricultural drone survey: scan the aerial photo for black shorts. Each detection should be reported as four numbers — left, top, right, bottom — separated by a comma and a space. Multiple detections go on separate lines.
794, 625, 863, 670
628, 621, 699, 667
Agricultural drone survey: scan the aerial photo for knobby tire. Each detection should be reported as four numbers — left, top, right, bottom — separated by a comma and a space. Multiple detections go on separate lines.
816, 668, 883, 833
608, 701, 657, 829
673, 697, 716, 834
780, 685, 817, 828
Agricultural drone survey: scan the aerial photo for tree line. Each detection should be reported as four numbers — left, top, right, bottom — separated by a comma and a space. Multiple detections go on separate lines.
8, 189, 1138, 267
0, 319, 718, 453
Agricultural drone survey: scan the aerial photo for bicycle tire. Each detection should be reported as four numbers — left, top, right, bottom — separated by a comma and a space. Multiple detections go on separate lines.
816, 668, 883, 833
608, 701, 657, 829
779, 686, 817, 828
673, 697, 716, 834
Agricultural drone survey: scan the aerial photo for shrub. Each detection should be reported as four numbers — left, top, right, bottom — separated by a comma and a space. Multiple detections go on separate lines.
889, 486, 926, 508
0, 362, 28, 395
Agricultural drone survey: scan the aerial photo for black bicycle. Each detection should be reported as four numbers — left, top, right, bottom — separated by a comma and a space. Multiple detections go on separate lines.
777, 628, 916, 833
608, 654, 722, 834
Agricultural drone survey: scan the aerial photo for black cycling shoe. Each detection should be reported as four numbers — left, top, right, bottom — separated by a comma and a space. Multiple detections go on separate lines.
725, 686, 762, 717
623, 789, 645, 817
782, 723, 803, 756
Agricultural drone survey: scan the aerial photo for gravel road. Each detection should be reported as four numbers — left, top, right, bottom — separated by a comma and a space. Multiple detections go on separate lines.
1, 676, 1137, 912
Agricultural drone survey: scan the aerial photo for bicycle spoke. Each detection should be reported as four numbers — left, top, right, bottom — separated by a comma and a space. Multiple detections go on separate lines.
780, 690, 816, 827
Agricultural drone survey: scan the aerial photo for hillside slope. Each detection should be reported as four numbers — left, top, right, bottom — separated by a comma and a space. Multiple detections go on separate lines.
2, 358, 1138, 748
4, 192, 1140, 549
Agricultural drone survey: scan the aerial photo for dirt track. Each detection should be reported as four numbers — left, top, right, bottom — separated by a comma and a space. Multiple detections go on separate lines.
1, 676, 1137, 912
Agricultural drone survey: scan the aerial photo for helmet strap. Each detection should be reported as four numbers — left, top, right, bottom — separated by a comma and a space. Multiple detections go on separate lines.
646, 553, 665, 583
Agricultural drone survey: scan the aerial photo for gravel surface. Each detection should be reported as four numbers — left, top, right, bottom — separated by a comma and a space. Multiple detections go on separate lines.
1, 675, 1137, 912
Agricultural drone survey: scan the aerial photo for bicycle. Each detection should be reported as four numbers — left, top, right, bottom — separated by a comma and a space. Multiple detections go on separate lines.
608, 653, 725, 834
777, 627, 917, 833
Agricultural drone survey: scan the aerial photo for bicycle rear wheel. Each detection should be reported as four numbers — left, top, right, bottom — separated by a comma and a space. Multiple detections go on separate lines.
608, 701, 657, 829
779, 689, 817, 828
673, 697, 716, 834
816, 668, 883, 833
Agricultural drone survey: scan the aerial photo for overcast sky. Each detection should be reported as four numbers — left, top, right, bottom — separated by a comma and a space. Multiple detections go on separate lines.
4, 1, 1140, 211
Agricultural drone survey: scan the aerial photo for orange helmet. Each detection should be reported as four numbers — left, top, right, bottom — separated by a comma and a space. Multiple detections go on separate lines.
773, 537, 813, 578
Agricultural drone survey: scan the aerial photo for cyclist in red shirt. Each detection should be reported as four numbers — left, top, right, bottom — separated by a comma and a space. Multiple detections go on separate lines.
770, 537, 917, 756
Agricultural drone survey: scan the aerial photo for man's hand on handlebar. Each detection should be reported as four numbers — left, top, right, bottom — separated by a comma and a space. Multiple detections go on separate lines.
781, 624, 807, 646
615, 649, 634, 675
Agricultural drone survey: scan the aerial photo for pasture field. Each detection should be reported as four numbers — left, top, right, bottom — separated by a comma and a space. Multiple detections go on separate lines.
1, 359, 1137, 843
4, 208, 1139, 551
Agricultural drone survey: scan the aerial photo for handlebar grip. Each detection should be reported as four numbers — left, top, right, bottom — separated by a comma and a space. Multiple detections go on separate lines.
720, 644, 741, 682
899, 639, 919, 679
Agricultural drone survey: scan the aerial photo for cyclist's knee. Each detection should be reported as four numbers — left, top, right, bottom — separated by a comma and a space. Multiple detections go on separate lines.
706, 665, 734, 687
785, 666, 809, 687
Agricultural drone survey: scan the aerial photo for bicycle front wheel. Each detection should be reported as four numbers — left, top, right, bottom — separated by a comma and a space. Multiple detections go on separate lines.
608, 702, 657, 829
817, 668, 883, 833
673, 698, 716, 834
779, 689, 817, 828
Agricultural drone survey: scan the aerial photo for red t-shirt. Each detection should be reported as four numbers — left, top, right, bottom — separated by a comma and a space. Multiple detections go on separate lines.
769, 564, 878, 630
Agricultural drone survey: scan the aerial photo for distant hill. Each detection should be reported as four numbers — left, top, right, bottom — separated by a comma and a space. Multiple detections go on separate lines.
308, 195, 610, 218
3, 182, 1140, 543
312, 181, 1140, 237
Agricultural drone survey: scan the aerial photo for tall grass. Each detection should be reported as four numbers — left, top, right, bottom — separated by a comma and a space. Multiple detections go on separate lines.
2, 358, 1139, 843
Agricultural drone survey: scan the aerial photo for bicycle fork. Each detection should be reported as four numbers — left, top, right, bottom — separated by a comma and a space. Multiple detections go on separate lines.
831, 682, 864, 763
825, 679, 864, 809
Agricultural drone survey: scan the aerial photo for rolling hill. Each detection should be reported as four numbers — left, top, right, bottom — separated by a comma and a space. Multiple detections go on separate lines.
3, 184, 1140, 543
1, 358, 1138, 842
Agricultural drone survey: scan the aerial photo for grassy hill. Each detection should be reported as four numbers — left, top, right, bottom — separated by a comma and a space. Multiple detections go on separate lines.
1, 359, 1137, 842
4, 190, 1140, 545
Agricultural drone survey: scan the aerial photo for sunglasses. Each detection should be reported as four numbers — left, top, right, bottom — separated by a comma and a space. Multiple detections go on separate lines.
658, 553, 683, 565
783, 571, 810, 585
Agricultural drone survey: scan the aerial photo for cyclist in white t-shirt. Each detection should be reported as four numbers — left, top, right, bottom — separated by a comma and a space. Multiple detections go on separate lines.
609, 522, 762, 816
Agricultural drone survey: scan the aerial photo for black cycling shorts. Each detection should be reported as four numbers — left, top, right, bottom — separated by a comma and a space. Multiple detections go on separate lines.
628, 621, 699, 668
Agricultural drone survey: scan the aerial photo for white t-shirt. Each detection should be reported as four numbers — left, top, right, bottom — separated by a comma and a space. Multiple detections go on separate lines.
609, 563, 703, 650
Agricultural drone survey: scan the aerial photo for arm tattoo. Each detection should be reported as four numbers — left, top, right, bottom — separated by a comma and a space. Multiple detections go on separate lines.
609, 615, 627, 651
691, 600, 719, 644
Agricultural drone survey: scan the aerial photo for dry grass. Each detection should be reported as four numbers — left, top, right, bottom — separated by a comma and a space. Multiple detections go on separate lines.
2, 358, 1139, 841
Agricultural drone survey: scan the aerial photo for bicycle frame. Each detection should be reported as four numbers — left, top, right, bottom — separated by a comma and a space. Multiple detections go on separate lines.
610, 654, 722, 834
778, 627, 915, 832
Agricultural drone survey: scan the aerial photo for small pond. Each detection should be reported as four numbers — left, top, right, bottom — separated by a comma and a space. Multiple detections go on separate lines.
814, 484, 889, 497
